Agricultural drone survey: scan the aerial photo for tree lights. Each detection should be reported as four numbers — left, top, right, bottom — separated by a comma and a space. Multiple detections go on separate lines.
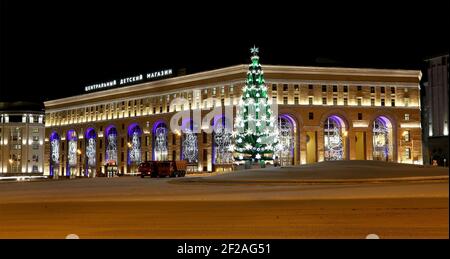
234, 46, 278, 164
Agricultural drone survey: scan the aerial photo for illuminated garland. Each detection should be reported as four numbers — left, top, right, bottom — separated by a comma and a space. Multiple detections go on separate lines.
234, 46, 278, 162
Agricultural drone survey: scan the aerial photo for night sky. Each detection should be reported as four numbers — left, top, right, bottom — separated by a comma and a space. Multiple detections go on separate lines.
1, 1, 448, 102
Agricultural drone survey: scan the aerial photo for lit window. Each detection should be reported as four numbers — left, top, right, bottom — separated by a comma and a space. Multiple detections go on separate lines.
404, 148, 411, 159
309, 97, 313, 105
444, 121, 448, 136
357, 98, 362, 106
404, 114, 410, 121
403, 131, 410, 142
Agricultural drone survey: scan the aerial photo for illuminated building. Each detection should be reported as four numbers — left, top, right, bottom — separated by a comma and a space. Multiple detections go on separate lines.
44, 65, 423, 177
423, 54, 449, 166
0, 102, 45, 175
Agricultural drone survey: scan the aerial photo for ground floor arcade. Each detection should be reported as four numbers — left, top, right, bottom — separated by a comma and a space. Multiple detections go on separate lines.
44, 106, 423, 177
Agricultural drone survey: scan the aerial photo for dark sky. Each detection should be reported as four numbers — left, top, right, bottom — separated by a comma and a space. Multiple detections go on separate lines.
1, 1, 449, 102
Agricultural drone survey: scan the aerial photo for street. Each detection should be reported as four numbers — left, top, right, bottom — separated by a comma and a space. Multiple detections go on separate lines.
0, 161, 448, 238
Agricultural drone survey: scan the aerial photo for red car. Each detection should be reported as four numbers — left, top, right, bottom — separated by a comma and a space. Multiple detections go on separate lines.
138, 161, 157, 178
138, 161, 187, 178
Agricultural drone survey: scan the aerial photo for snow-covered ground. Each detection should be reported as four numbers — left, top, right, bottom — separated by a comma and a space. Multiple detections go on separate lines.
191, 160, 449, 182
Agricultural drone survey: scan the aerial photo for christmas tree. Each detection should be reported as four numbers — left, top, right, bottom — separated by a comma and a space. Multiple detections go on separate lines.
234, 46, 278, 164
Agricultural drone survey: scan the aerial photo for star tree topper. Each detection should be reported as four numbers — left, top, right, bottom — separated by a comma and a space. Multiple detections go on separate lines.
250, 45, 259, 55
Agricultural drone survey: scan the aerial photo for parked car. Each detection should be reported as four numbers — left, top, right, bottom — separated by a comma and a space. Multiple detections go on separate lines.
138, 160, 187, 178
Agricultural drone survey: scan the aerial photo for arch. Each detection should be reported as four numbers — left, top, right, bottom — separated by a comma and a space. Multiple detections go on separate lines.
372, 116, 394, 162
212, 114, 233, 165
212, 114, 233, 132
85, 127, 97, 176
319, 111, 350, 130
66, 129, 78, 176
49, 131, 60, 176
85, 127, 96, 139
367, 112, 397, 129
105, 125, 118, 165
153, 119, 168, 133
105, 124, 118, 137
323, 115, 347, 161
128, 123, 142, 166
278, 111, 303, 129
276, 114, 297, 166
153, 120, 168, 161
181, 118, 199, 163
128, 123, 142, 136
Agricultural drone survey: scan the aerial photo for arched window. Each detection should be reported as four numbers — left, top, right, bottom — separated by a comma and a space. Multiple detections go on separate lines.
181, 119, 198, 163
128, 123, 142, 165
153, 121, 168, 161
275, 115, 296, 166
372, 116, 393, 161
66, 130, 78, 176
85, 128, 97, 176
105, 125, 118, 165
213, 116, 233, 165
49, 132, 60, 176
324, 116, 346, 161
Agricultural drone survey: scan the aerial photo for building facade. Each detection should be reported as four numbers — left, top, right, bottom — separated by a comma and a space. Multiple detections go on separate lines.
0, 102, 45, 175
423, 54, 449, 166
44, 65, 423, 177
